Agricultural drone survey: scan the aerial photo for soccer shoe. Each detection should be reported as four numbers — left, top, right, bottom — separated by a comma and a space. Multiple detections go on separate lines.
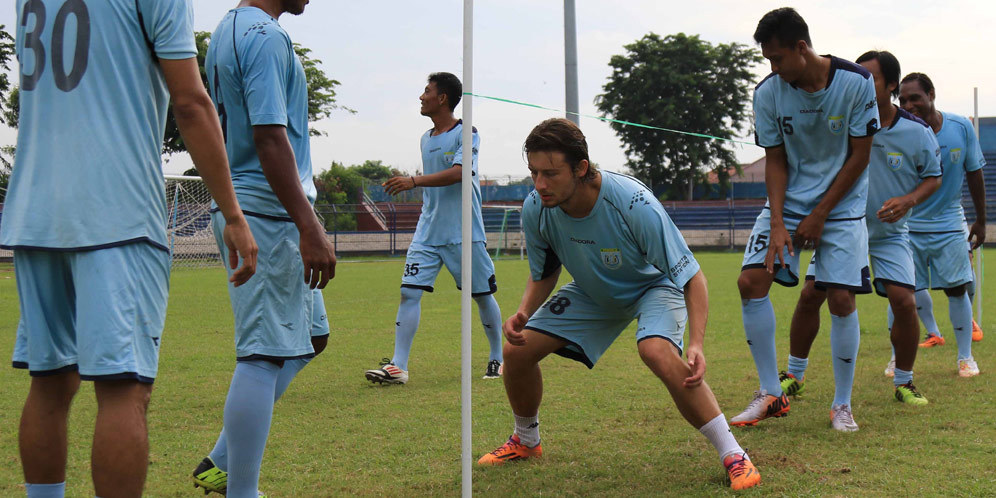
483, 360, 502, 379
958, 358, 980, 377
192, 457, 227, 495
477, 434, 542, 465
894, 382, 928, 405
723, 453, 761, 490
918, 333, 945, 348
779, 371, 805, 397
364, 358, 409, 385
729, 390, 790, 427
972, 320, 983, 342
884, 358, 895, 378
829, 404, 859, 432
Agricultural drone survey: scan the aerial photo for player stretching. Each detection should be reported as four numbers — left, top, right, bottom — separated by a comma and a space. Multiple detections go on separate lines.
477, 119, 760, 491
190, 1, 336, 497
781, 50, 941, 407
896, 72, 985, 376
732, 7, 879, 431
364, 72, 503, 385
2, 1, 257, 496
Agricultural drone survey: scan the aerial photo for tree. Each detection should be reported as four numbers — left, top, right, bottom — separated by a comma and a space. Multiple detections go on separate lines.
595, 33, 761, 200
350, 159, 401, 184
0, 26, 16, 200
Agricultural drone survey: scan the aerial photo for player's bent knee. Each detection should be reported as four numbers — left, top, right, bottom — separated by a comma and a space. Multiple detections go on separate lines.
826, 290, 856, 316
638, 339, 687, 379
889, 293, 916, 317
737, 270, 769, 299
798, 284, 826, 310
943, 285, 968, 297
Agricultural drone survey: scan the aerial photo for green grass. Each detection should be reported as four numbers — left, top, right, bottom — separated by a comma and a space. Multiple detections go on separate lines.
1, 251, 995, 496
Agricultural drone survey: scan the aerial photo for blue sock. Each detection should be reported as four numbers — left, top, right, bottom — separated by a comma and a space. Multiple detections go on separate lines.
894, 368, 913, 387
787, 355, 808, 381
830, 310, 860, 408
474, 294, 503, 363
915, 289, 941, 337
25, 483, 65, 498
391, 287, 423, 371
949, 293, 974, 360
224, 360, 280, 498
209, 358, 312, 471
742, 296, 781, 396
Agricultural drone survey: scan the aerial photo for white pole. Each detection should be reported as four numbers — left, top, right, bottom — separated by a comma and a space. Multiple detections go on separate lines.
974, 87, 983, 325
564, 0, 579, 125
461, 1, 474, 496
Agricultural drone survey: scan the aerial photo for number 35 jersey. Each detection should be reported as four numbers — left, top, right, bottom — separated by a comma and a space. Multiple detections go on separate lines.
1, 0, 196, 251
753, 56, 880, 220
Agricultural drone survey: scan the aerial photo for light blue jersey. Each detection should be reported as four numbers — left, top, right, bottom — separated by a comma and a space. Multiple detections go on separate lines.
412, 120, 485, 245
866, 108, 942, 240
522, 171, 700, 309
753, 56, 880, 219
206, 7, 315, 217
1, 0, 196, 251
908, 111, 985, 232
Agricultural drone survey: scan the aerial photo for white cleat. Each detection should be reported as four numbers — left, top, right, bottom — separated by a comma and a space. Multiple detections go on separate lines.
365, 359, 409, 385
958, 358, 980, 378
884, 358, 895, 378
830, 404, 859, 432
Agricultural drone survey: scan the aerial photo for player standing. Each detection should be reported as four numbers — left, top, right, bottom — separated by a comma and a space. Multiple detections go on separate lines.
732, 7, 879, 431
2, 1, 257, 496
477, 119, 760, 491
364, 72, 503, 385
897, 72, 986, 376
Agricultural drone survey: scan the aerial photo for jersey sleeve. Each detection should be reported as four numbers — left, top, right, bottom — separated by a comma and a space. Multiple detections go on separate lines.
917, 127, 942, 179
241, 29, 293, 126
628, 195, 700, 289
139, 0, 196, 60
453, 129, 480, 175
752, 83, 783, 148
522, 192, 561, 281
963, 119, 986, 173
849, 76, 880, 138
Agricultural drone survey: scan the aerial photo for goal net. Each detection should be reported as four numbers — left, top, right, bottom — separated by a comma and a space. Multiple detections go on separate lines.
165, 175, 220, 268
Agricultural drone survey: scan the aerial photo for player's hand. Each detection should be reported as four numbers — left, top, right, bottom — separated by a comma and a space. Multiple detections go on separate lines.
764, 224, 794, 273
223, 215, 258, 287
683, 345, 706, 388
877, 195, 914, 224
503, 311, 530, 346
794, 213, 826, 250
299, 224, 336, 289
969, 220, 986, 250
383, 176, 417, 196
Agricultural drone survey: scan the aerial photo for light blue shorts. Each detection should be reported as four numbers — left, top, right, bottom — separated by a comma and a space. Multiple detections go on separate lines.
909, 228, 974, 291
742, 209, 871, 292
11, 242, 170, 383
401, 241, 497, 296
868, 233, 915, 297
212, 212, 315, 361
523, 282, 686, 368
312, 289, 329, 338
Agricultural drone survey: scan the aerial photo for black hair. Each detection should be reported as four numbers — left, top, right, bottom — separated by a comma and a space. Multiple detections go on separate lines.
427, 72, 462, 111
753, 7, 812, 47
900, 72, 934, 95
856, 50, 901, 99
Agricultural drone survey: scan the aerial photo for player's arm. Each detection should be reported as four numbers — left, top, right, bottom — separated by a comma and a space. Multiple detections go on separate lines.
877, 176, 940, 224
682, 269, 708, 388
795, 134, 873, 246
160, 57, 257, 286
504, 269, 561, 346
967, 169, 986, 249
763, 145, 794, 272
383, 165, 462, 194
253, 125, 336, 288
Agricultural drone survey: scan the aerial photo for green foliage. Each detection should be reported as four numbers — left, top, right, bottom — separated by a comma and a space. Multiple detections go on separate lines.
350, 159, 402, 183
0, 26, 16, 201
595, 33, 761, 199
162, 32, 212, 156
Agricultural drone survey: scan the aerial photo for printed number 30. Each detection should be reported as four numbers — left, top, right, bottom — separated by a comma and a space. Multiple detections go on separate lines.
20, 0, 91, 92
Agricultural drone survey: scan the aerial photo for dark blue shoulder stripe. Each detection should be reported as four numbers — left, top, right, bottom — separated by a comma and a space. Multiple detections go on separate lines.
896, 108, 929, 128
755, 72, 778, 90
831, 56, 872, 79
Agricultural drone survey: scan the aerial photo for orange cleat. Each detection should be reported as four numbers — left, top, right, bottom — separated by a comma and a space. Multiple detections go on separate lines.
724, 454, 761, 490
477, 435, 542, 465
972, 321, 983, 342
918, 333, 945, 348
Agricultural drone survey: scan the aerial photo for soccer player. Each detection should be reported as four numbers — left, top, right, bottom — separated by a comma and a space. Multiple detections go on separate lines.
477, 118, 761, 491
363, 72, 503, 385
1, 1, 258, 496
191, 1, 336, 496
897, 72, 986, 377
779, 50, 941, 407
732, 8, 879, 431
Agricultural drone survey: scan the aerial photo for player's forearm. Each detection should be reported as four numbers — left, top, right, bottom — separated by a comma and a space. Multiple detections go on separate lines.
173, 96, 244, 222
518, 270, 560, 317
907, 176, 941, 207
683, 270, 708, 351
811, 137, 872, 218
414, 165, 463, 187
967, 169, 987, 224
765, 153, 789, 227
254, 126, 323, 235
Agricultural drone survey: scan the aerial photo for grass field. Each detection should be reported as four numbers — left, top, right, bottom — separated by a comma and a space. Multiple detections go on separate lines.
1, 250, 995, 496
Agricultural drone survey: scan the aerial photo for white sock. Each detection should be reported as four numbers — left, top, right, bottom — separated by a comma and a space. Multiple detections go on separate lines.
700, 414, 745, 462
513, 414, 540, 447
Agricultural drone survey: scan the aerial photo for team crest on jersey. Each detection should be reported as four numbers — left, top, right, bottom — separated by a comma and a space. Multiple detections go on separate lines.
887, 152, 903, 171
950, 148, 962, 163
443, 151, 456, 165
601, 248, 622, 269
828, 115, 844, 134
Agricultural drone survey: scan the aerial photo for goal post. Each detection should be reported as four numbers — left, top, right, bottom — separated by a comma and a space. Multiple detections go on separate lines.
164, 175, 220, 268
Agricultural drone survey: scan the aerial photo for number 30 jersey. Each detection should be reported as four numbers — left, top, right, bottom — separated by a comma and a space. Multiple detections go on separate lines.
753, 56, 880, 220
1, 0, 196, 251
